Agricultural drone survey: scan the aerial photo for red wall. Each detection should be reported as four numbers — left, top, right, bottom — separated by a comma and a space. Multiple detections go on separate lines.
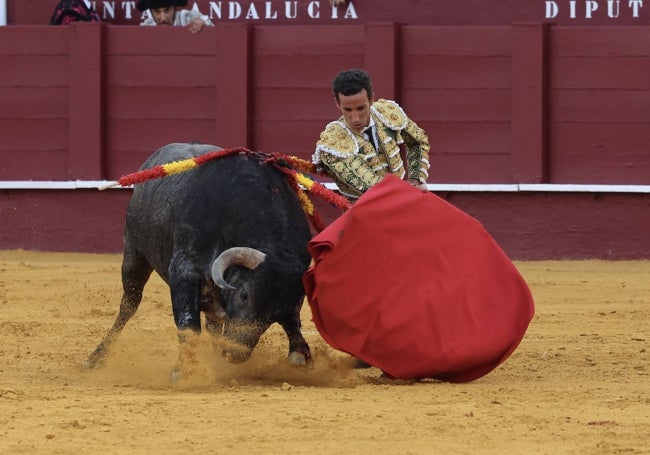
549, 27, 650, 183
2, 22, 650, 184
2, 188, 648, 260
1, 23, 649, 258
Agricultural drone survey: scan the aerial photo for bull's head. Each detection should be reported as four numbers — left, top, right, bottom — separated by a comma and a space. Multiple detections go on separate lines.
211, 247, 267, 291
210, 246, 272, 362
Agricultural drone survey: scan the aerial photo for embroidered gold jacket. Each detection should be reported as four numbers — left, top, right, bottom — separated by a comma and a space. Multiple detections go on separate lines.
312, 99, 430, 200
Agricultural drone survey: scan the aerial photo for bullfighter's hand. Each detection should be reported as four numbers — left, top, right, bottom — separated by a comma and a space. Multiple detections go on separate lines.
408, 178, 429, 193
189, 17, 206, 34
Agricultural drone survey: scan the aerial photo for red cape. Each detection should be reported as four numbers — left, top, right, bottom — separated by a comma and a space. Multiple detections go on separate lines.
303, 175, 535, 382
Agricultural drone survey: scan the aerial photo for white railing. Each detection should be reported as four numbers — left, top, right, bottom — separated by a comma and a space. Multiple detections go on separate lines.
0, 0, 6, 26
1, 181, 649, 193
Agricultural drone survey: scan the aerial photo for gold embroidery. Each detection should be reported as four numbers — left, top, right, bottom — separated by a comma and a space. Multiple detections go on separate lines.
371, 99, 408, 131
313, 99, 431, 198
316, 121, 358, 157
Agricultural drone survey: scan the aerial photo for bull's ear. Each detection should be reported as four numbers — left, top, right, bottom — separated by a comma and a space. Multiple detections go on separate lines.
211, 247, 266, 290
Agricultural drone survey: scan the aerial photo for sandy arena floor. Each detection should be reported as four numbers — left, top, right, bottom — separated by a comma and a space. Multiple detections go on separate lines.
0, 250, 648, 454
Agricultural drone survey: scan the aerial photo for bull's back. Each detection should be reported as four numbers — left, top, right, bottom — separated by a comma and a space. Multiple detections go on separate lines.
124, 143, 223, 276
129, 142, 220, 208
123, 143, 311, 279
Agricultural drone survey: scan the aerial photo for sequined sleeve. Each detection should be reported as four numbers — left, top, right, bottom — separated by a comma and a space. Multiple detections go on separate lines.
403, 117, 430, 183
372, 99, 430, 184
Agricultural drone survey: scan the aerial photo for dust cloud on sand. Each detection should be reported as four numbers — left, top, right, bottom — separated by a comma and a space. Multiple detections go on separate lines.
0, 250, 648, 454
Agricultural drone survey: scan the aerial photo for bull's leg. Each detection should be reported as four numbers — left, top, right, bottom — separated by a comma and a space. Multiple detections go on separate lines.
83, 252, 153, 369
169, 279, 202, 332
201, 282, 225, 337
168, 262, 203, 382
203, 297, 226, 354
279, 299, 312, 367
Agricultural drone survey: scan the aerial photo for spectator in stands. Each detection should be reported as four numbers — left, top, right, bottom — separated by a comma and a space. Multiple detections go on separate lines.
313, 68, 430, 201
137, 0, 213, 34
50, 0, 101, 25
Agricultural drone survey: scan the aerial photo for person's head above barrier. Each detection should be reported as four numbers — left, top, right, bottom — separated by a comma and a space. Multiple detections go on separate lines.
137, 0, 213, 34
137, 0, 185, 24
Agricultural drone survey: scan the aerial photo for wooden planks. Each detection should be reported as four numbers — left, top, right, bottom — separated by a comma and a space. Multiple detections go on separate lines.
1, 24, 649, 184
549, 26, 650, 184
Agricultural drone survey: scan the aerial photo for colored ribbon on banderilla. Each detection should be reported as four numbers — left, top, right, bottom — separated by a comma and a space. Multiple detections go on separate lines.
98, 147, 351, 232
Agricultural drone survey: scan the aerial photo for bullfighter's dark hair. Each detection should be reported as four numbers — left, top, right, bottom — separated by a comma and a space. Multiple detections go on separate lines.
332, 68, 373, 102
137, 0, 187, 11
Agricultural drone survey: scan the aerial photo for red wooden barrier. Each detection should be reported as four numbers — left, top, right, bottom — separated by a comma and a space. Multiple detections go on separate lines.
1, 23, 649, 258
2, 188, 648, 259
2, 23, 649, 184
549, 27, 650, 183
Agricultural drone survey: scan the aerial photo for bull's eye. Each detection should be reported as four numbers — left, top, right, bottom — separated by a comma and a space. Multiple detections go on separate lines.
240, 288, 249, 302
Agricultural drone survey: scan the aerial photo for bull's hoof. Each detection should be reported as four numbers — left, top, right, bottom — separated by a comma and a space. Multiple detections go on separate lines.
218, 337, 253, 363
82, 354, 104, 370
82, 344, 109, 370
287, 351, 313, 368
353, 358, 373, 369
169, 367, 182, 383
222, 349, 251, 364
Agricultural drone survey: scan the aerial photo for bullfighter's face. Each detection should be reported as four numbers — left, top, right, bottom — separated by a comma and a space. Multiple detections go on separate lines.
151, 6, 177, 25
336, 89, 374, 134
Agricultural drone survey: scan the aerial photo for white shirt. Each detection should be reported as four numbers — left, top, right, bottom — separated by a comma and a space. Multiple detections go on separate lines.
362, 117, 378, 150
139, 9, 214, 27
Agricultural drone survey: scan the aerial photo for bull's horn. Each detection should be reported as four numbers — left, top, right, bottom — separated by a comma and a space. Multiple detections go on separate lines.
211, 247, 267, 290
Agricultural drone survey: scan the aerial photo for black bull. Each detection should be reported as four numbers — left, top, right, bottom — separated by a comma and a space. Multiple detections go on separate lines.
84, 143, 313, 378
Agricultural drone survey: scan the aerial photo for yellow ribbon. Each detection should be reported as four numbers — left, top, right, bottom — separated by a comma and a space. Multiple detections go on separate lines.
162, 159, 199, 176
